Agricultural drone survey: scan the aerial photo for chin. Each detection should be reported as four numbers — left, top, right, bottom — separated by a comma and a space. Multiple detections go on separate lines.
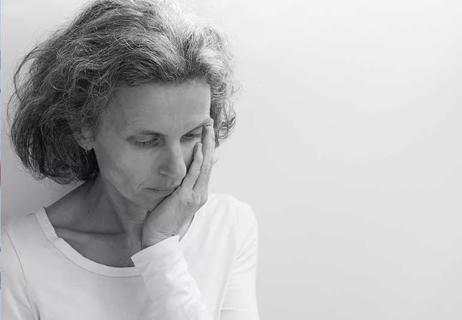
137, 193, 165, 211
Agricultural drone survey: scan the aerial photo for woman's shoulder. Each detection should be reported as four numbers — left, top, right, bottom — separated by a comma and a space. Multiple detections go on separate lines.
202, 193, 259, 234
205, 192, 255, 215
2, 209, 49, 264
1, 211, 47, 278
201, 194, 259, 260
3, 210, 44, 241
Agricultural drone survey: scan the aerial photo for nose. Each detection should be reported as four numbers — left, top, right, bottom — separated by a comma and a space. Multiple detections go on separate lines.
157, 143, 187, 183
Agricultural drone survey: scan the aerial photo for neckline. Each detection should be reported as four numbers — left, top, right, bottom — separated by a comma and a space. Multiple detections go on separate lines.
35, 207, 195, 277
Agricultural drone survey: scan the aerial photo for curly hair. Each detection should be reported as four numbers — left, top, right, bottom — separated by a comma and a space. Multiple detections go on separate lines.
9, 0, 237, 184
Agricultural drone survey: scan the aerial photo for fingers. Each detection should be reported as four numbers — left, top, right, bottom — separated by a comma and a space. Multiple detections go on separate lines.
181, 142, 203, 190
193, 122, 215, 192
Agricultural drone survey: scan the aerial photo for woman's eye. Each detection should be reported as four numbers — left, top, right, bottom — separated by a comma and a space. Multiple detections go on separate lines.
134, 137, 161, 147
183, 132, 202, 140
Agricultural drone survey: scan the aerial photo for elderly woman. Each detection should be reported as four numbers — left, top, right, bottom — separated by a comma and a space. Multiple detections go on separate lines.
3, 1, 259, 319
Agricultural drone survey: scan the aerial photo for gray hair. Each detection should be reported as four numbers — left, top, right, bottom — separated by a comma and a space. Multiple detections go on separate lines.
10, 0, 237, 184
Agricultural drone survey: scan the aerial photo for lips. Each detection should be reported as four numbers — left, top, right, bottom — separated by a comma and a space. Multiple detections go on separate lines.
148, 187, 177, 193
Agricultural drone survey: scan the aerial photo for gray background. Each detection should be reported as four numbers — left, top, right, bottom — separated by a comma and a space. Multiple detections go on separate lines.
2, 0, 462, 319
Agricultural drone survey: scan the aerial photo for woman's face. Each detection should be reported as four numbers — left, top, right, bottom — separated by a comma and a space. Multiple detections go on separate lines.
89, 80, 212, 210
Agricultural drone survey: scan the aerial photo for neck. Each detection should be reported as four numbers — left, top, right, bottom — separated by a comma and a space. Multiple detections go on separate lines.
83, 177, 148, 241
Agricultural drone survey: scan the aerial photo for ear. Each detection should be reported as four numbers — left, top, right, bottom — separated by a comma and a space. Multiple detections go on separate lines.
73, 127, 95, 151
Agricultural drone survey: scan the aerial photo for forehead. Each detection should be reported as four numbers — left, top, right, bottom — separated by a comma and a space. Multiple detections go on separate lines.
102, 80, 211, 134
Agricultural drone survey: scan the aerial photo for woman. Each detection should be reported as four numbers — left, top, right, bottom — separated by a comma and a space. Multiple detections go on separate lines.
3, 1, 259, 319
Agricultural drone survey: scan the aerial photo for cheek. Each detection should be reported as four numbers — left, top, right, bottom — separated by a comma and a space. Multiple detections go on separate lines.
95, 143, 154, 189
117, 150, 162, 185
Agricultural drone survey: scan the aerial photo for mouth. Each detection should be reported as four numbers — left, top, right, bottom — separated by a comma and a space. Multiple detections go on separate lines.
148, 187, 177, 194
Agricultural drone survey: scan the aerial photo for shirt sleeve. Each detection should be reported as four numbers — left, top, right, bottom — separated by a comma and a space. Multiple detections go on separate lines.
2, 230, 39, 320
220, 204, 260, 320
130, 200, 260, 320
131, 236, 212, 320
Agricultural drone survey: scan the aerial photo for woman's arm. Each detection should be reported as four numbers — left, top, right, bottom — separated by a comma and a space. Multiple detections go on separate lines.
131, 236, 212, 320
2, 231, 39, 320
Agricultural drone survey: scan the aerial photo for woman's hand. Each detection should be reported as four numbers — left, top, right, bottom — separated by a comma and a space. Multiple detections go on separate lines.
141, 121, 215, 248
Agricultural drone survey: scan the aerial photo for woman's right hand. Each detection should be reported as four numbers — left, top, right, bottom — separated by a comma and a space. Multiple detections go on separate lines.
141, 122, 215, 248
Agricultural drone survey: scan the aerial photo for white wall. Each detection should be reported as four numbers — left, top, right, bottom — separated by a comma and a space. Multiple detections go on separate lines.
2, 0, 462, 319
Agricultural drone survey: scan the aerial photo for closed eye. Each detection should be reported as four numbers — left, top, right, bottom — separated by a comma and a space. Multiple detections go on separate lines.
183, 133, 202, 139
133, 136, 162, 147
182, 130, 202, 141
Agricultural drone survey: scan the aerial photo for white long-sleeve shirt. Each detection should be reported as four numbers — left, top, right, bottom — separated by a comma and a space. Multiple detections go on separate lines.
2, 193, 259, 320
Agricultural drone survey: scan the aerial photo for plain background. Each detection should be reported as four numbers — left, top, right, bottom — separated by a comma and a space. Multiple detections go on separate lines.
2, 0, 462, 319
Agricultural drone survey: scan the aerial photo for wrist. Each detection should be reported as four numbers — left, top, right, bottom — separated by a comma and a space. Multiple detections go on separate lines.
141, 231, 176, 248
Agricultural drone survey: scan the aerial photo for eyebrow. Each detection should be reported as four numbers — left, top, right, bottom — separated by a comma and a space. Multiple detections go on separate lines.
132, 118, 213, 136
